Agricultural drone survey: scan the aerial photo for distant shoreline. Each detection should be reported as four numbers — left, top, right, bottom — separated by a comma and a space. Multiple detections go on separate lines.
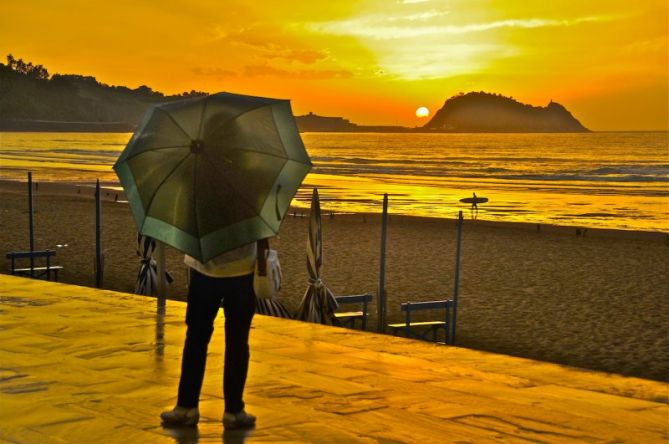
0, 120, 136, 132
1, 121, 666, 133
0, 119, 611, 134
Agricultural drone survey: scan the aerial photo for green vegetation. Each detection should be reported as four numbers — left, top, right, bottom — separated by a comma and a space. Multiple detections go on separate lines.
0, 54, 206, 130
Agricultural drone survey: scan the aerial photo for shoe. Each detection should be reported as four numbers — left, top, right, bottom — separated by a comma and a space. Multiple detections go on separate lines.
160, 406, 200, 426
223, 410, 256, 429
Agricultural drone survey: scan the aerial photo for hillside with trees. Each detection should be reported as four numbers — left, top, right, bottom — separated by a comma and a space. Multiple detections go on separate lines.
0, 54, 205, 131
1, 55, 589, 133
424, 92, 588, 132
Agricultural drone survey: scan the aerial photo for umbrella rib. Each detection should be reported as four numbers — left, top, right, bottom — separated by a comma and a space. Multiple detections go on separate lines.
159, 108, 195, 142
192, 153, 200, 253
226, 147, 291, 162
197, 96, 209, 140
141, 151, 192, 231
202, 103, 277, 140
120, 144, 189, 162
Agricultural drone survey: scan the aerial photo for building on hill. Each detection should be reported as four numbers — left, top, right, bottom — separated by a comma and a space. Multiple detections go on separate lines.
295, 112, 359, 132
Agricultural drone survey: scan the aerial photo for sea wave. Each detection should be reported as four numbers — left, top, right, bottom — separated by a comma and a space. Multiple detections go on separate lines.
48, 149, 122, 157
495, 173, 667, 183
3, 131, 668, 232
313, 164, 669, 183
586, 164, 669, 176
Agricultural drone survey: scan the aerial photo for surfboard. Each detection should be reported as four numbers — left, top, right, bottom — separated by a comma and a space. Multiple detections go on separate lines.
460, 197, 488, 204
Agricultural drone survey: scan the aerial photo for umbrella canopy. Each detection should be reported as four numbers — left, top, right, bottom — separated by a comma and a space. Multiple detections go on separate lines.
134, 233, 173, 296
295, 188, 339, 324
114, 92, 312, 262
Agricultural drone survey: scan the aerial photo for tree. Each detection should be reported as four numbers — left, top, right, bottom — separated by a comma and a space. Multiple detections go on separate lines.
181, 89, 207, 97
31, 64, 49, 80
14, 57, 27, 74
5, 54, 49, 80
134, 85, 163, 97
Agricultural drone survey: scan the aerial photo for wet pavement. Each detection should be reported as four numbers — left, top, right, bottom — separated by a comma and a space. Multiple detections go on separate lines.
0, 274, 667, 443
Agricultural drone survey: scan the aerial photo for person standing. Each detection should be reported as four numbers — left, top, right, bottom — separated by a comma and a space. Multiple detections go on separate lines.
466, 192, 479, 220
161, 242, 258, 429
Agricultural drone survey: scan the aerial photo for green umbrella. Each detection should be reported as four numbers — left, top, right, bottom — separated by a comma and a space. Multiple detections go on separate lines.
113, 92, 311, 262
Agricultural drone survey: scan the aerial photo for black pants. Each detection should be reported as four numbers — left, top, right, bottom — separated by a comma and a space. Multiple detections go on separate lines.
177, 270, 255, 413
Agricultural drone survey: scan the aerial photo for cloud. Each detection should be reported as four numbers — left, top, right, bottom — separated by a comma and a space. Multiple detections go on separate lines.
306, 9, 610, 80
191, 67, 237, 78
309, 15, 615, 40
387, 11, 449, 22
265, 49, 328, 65
215, 27, 280, 51
374, 42, 515, 80
208, 25, 328, 65
242, 64, 352, 80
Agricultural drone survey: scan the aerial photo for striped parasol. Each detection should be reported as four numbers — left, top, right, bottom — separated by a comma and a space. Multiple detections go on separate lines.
134, 233, 173, 296
256, 298, 293, 318
295, 188, 339, 324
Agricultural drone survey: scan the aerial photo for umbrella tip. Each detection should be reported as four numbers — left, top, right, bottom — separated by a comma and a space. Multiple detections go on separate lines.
190, 139, 205, 154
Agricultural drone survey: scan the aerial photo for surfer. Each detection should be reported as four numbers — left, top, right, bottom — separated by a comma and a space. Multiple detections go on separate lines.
459, 193, 487, 220
471, 192, 478, 219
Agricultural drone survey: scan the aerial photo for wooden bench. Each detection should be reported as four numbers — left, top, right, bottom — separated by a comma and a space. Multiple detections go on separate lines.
6, 250, 63, 281
334, 293, 373, 331
388, 300, 453, 343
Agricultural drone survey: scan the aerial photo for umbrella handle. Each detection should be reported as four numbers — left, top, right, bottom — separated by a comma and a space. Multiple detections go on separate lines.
257, 239, 269, 276
274, 184, 282, 221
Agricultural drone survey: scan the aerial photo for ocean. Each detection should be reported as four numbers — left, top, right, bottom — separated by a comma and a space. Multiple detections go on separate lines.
1, 131, 667, 232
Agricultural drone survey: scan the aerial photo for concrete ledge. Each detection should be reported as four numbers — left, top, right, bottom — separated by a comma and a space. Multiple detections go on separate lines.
0, 275, 667, 442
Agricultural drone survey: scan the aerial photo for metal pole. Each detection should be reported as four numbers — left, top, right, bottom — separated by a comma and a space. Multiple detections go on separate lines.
451, 211, 463, 344
156, 241, 166, 298
28, 172, 35, 277
155, 290, 166, 361
377, 193, 389, 333
95, 179, 103, 288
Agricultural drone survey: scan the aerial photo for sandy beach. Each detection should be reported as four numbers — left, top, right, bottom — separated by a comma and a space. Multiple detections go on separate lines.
1, 179, 667, 382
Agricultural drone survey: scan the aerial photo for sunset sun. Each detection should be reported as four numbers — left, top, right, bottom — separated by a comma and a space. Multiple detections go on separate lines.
416, 106, 429, 118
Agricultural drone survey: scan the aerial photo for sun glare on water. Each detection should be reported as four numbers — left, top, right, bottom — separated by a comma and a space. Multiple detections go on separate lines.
416, 106, 430, 118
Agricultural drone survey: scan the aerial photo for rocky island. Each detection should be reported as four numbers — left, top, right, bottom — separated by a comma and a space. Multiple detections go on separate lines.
423, 92, 588, 132
297, 93, 589, 132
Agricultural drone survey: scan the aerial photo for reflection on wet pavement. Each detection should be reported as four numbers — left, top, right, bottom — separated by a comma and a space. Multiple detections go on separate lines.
0, 275, 667, 443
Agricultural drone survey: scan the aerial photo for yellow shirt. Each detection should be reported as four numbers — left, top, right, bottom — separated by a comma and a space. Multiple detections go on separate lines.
184, 242, 257, 278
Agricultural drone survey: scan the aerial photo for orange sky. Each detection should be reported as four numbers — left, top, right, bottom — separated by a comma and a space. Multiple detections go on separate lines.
1, 0, 667, 130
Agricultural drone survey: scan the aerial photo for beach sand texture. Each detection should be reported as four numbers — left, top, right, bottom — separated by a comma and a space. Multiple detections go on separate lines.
1, 181, 667, 382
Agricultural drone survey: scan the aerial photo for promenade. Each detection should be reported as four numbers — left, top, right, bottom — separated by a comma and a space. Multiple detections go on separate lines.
0, 274, 667, 443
